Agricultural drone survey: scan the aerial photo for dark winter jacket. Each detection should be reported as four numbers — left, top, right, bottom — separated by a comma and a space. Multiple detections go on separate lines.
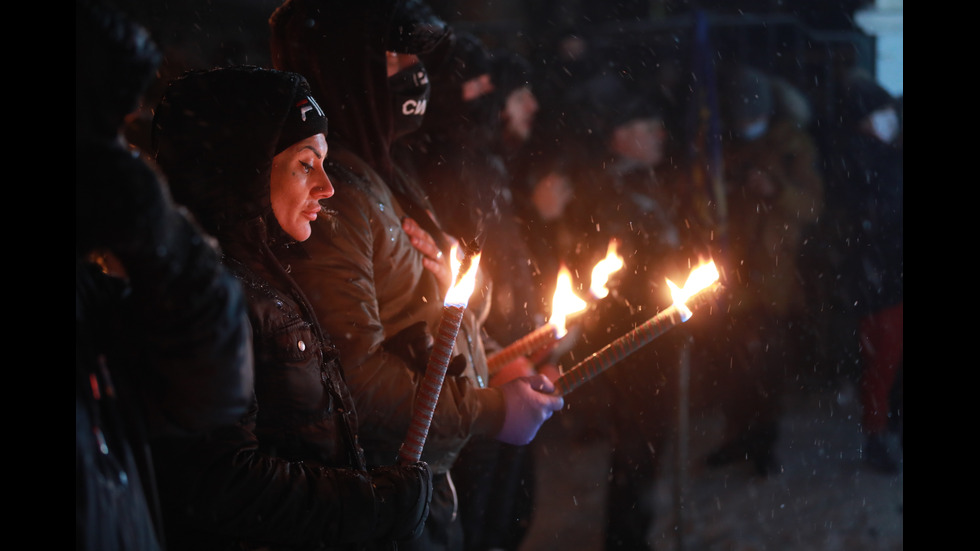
76, 143, 253, 551
270, 0, 505, 475
76, 4, 253, 548
837, 132, 903, 316
282, 148, 504, 474
271, 9, 507, 550
723, 117, 825, 319
149, 215, 382, 551
150, 67, 430, 551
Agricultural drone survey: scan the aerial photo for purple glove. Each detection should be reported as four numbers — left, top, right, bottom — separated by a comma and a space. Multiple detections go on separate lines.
495, 374, 565, 446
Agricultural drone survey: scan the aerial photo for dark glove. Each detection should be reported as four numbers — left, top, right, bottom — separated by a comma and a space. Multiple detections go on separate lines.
370, 461, 433, 542
388, 0, 450, 55
496, 374, 565, 446
383, 321, 466, 376
383, 321, 432, 372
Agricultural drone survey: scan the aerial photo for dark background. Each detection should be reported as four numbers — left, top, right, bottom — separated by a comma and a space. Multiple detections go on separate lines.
101, 0, 882, 118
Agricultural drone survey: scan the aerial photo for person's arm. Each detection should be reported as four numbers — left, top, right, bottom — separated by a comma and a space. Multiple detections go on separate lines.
152, 413, 431, 546
291, 170, 503, 468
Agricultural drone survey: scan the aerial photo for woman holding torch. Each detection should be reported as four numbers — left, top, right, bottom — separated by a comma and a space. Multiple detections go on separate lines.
150, 66, 434, 550
269, 1, 565, 549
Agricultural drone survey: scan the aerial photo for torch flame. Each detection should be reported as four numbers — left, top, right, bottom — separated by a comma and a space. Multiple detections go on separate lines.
589, 239, 625, 299
445, 244, 481, 307
666, 260, 720, 322
549, 265, 588, 338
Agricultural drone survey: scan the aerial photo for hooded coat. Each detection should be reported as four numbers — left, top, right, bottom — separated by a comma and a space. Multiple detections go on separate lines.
270, 0, 504, 470
271, 5, 506, 548
150, 66, 429, 551
405, 32, 542, 346
76, 144, 254, 551
76, 4, 252, 549
834, 75, 903, 317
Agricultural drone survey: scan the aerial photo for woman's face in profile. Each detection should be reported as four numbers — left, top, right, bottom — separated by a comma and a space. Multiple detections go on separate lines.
270, 133, 333, 242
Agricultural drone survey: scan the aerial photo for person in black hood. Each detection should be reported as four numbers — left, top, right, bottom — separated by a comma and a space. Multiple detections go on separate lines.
150, 65, 433, 551
407, 39, 555, 551
833, 69, 903, 474
404, 31, 503, 248
703, 65, 824, 478
76, 2, 253, 549
269, 2, 565, 550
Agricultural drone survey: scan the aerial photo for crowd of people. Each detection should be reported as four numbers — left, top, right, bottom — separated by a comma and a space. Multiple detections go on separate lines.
77, 0, 903, 550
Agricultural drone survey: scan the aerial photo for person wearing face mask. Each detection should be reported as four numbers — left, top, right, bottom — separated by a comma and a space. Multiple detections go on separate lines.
149, 66, 435, 551
388, 50, 431, 140
391, 37, 556, 551
831, 69, 903, 474
401, 31, 505, 249
702, 64, 825, 477
404, 37, 560, 551
269, 3, 565, 550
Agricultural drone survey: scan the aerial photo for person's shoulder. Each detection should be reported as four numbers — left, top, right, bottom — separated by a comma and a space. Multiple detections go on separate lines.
327, 150, 393, 200
317, 156, 403, 244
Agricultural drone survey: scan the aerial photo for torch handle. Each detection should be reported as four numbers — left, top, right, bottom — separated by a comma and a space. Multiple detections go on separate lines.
553, 305, 683, 396
553, 282, 722, 397
398, 305, 465, 465
486, 323, 557, 373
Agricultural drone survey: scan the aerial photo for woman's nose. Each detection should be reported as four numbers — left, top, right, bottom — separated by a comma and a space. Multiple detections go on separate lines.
314, 171, 335, 199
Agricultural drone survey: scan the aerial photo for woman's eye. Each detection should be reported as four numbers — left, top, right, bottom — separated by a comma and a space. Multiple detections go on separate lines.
300, 161, 313, 174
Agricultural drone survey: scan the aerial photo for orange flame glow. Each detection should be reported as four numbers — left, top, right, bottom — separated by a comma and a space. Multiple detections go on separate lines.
445, 244, 482, 307
549, 265, 588, 338
589, 239, 625, 299
666, 260, 720, 321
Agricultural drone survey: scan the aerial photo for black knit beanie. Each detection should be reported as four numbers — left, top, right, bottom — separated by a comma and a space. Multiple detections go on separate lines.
450, 32, 492, 85
276, 94, 329, 154
574, 73, 661, 143
151, 66, 327, 236
489, 49, 533, 102
388, 0, 451, 54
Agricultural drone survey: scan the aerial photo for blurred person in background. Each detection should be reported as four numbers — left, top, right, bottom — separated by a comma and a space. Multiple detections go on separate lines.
832, 69, 903, 474
703, 64, 825, 476
411, 38, 552, 550
76, 2, 252, 549
558, 73, 695, 550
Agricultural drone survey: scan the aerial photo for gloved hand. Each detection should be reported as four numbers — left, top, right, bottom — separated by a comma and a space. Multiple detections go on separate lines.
383, 321, 432, 370
383, 321, 466, 376
370, 461, 434, 542
495, 374, 565, 446
388, 0, 451, 55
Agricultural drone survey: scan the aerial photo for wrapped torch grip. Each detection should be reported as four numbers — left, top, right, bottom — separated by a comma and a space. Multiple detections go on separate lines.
398, 305, 465, 464
486, 323, 557, 374
553, 282, 722, 397
553, 305, 684, 396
